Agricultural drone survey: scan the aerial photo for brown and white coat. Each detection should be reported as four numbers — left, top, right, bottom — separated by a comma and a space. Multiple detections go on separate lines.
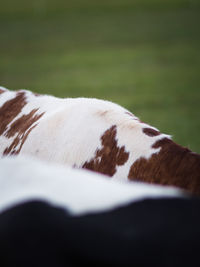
0, 86, 200, 195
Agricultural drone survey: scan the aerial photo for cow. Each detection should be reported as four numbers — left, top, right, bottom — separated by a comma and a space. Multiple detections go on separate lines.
0, 86, 200, 194
0, 155, 182, 215
0, 156, 200, 267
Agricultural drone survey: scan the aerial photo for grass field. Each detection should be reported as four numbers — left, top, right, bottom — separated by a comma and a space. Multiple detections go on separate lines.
0, 0, 200, 152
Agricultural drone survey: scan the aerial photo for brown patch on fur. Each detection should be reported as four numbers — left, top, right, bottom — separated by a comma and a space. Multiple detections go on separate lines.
83, 125, 129, 176
143, 127, 161, 137
125, 111, 143, 123
125, 111, 134, 117
96, 110, 109, 117
3, 109, 44, 155
33, 92, 41, 97
0, 89, 5, 94
0, 92, 27, 136
128, 138, 200, 195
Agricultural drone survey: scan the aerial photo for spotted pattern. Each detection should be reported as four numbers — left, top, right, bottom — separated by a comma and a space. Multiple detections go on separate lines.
128, 138, 200, 195
143, 127, 161, 137
0, 91, 44, 155
83, 125, 129, 176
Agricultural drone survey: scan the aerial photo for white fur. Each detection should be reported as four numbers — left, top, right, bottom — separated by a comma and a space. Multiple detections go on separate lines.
0, 156, 184, 215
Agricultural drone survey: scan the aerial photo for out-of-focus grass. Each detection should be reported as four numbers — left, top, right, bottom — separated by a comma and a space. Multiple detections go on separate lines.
0, 0, 200, 152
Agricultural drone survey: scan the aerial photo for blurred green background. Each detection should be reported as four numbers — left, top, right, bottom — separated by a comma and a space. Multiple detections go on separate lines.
0, 0, 200, 152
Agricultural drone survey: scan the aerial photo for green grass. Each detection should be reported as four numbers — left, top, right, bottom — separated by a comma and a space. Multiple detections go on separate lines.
0, 0, 200, 152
